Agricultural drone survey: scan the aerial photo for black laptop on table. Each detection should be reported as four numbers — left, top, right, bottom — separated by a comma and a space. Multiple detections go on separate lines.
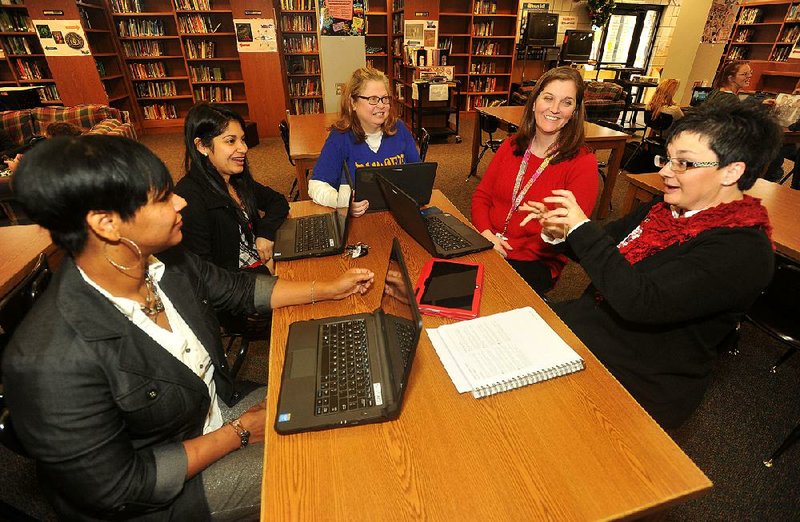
354, 162, 437, 212
273, 163, 353, 262
377, 174, 493, 259
275, 238, 423, 434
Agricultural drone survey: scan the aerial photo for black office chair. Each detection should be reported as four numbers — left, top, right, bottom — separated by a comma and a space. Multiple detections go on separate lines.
219, 311, 271, 381
419, 127, 431, 161
621, 110, 673, 174
278, 119, 304, 202
466, 111, 506, 181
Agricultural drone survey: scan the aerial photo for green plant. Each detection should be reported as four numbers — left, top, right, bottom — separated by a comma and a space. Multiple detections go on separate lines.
587, 0, 616, 30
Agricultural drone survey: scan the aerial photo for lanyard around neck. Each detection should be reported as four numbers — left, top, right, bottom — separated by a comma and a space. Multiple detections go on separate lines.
500, 146, 554, 236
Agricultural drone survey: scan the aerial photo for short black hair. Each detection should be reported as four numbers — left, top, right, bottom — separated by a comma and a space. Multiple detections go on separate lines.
666, 103, 782, 190
13, 135, 173, 254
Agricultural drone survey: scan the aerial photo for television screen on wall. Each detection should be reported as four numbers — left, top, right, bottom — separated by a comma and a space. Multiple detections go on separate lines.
561, 30, 593, 62
525, 12, 559, 47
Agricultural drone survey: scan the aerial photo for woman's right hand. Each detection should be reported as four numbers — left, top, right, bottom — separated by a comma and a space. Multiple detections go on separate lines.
481, 229, 512, 258
237, 399, 267, 445
326, 268, 375, 299
350, 199, 369, 217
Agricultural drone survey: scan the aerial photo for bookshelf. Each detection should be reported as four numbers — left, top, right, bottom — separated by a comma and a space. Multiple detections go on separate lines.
277, 0, 321, 114
0, 1, 60, 105
721, 0, 800, 94
365, 0, 390, 77
77, 0, 138, 122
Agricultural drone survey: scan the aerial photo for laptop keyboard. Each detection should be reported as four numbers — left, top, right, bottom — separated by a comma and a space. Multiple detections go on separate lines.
296, 215, 332, 253
424, 215, 470, 251
394, 320, 415, 370
315, 319, 374, 415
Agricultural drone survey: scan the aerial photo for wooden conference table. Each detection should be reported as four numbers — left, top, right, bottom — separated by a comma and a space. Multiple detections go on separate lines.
471, 105, 630, 219
287, 112, 339, 201
623, 173, 800, 263
262, 190, 711, 520
0, 224, 59, 300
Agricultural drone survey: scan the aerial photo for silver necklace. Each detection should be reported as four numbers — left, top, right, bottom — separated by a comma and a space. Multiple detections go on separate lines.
141, 274, 165, 318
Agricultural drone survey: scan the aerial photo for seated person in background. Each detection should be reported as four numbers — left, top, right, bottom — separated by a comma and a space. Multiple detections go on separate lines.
704, 61, 752, 107
309, 67, 421, 216
176, 102, 289, 273
4, 135, 374, 520
471, 66, 599, 294
646, 78, 684, 125
524, 103, 778, 428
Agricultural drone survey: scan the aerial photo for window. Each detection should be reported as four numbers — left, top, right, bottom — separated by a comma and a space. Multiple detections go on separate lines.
591, 4, 663, 70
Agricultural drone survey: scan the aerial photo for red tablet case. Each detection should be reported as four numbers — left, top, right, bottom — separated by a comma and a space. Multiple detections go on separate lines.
413, 258, 483, 320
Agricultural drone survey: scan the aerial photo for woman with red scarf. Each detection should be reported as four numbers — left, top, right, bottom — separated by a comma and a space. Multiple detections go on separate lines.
525, 104, 777, 428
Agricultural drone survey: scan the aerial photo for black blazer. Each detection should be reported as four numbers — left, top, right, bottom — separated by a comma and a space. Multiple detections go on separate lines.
175, 167, 289, 271
3, 248, 274, 520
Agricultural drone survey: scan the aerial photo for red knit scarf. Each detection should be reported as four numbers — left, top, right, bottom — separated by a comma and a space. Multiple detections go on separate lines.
617, 195, 773, 265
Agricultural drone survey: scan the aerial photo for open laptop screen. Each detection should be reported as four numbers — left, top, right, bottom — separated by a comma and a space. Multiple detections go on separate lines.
332, 162, 354, 245
380, 240, 423, 399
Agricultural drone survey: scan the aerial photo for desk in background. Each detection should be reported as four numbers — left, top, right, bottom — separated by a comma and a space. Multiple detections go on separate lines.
0, 225, 61, 299
623, 173, 800, 262
471, 106, 630, 219
287, 112, 339, 201
262, 190, 711, 520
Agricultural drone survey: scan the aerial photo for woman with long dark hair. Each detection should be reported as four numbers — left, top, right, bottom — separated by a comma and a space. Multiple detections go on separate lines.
176, 102, 289, 272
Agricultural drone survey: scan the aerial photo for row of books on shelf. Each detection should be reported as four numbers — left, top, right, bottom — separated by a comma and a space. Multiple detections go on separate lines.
281, 14, 314, 32
185, 40, 216, 59
130, 61, 168, 78
190, 64, 224, 81
179, 15, 223, 34
391, 0, 403, 10
142, 103, 178, 119
3, 36, 34, 55
110, 0, 144, 14
733, 28, 752, 43
288, 78, 320, 96
469, 61, 497, 74
469, 94, 505, 110
392, 13, 404, 34
291, 98, 320, 114
468, 77, 498, 92
15, 58, 45, 80
781, 25, 800, 43
284, 35, 317, 53
95, 60, 106, 76
771, 46, 793, 61
38, 84, 59, 102
403, 45, 449, 67
473, 22, 495, 37
280, 0, 316, 10
173, 0, 212, 11
789, 4, 800, 21
118, 18, 165, 37
135, 80, 177, 97
474, 0, 498, 15
123, 40, 164, 57
0, 11, 32, 32
728, 46, 748, 60
287, 56, 319, 74
194, 85, 233, 101
79, 8, 93, 29
473, 41, 504, 56
738, 7, 762, 25
111, 0, 212, 14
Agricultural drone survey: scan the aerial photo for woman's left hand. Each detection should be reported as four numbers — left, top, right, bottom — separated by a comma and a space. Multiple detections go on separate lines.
255, 237, 274, 264
539, 190, 589, 239
350, 199, 370, 217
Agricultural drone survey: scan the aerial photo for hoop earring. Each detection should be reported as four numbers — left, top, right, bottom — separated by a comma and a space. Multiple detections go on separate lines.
104, 236, 143, 272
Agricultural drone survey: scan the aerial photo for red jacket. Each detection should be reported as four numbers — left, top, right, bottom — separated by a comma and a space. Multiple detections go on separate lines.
471, 138, 599, 279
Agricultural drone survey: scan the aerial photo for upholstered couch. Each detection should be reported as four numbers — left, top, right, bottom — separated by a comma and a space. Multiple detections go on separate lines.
583, 81, 626, 123
0, 104, 136, 154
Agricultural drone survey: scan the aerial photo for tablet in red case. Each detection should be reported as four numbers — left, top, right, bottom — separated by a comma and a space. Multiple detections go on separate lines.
414, 258, 483, 320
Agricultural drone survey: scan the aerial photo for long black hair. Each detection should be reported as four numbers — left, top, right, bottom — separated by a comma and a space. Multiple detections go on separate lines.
183, 102, 257, 243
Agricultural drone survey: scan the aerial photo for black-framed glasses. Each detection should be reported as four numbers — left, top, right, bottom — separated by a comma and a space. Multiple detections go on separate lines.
654, 155, 720, 173
355, 95, 391, 105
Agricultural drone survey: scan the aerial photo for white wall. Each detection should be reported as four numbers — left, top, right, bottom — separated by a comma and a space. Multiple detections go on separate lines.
319, 36, 366, 112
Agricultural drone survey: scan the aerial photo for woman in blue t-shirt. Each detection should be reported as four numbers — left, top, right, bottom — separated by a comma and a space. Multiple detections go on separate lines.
309, 67, 421, 216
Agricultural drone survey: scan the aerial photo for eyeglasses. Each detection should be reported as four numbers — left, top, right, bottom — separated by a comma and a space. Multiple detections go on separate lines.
654, 155, 720, 173
355, 95, 391, 105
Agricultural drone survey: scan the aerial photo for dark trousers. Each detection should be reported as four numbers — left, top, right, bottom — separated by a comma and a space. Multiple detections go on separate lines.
507, 259, 555, 295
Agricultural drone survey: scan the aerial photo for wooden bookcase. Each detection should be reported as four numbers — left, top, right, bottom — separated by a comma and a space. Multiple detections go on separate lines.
77, 0, 139, 122
0, 1, 60, 105
365, 0, 390, 76
277, 0, 321, 114
721, 0, 800, 93
110, 0, 249, 131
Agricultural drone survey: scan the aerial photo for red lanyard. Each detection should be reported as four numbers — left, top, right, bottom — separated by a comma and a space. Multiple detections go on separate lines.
498, 147, 553, 239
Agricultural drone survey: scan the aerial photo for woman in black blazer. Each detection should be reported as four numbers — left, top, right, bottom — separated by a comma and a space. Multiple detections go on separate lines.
4, 135, 373, 520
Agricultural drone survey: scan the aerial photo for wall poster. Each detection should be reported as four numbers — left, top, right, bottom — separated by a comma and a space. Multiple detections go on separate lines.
33, 20, 90, 56
319, 0, 365, 36
234, 18, 277, 52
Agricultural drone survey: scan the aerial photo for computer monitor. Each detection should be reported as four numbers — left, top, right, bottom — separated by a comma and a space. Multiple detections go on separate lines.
689, 86, 712, 107
524, 12, 558, 47
560, 30, 593, 62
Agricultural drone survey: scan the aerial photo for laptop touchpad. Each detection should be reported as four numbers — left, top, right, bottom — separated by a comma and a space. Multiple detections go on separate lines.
289, 349, 317, 378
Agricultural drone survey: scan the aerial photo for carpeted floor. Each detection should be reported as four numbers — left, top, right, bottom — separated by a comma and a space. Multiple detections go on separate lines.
1, 114, 797, 520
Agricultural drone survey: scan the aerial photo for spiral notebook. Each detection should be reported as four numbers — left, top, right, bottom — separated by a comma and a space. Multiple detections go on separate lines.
427, 307, 584, 398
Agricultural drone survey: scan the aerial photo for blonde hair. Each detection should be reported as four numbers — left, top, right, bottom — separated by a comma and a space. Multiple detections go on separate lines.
647, 78, 680, 118
332, 67, 398, 141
